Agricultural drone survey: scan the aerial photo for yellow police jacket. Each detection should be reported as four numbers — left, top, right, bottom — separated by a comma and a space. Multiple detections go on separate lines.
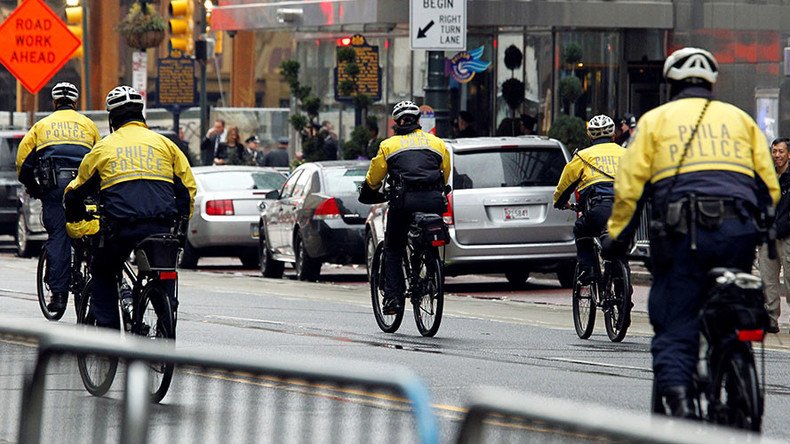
553, 142, 626, 208
607, 97, 780, 240
365, 129, 451, 189
65, 121, 197, 220
16, 108, 100, 182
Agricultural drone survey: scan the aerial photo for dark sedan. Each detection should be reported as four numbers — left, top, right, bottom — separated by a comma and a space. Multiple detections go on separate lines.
257, 161, 371, 281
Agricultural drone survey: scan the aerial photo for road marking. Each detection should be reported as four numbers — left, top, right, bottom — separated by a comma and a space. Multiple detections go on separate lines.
204, 315, 287, 326
543, 357, 652, 372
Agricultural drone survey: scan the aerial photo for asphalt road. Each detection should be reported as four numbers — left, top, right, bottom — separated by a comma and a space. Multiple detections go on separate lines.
1, 241, 789, 442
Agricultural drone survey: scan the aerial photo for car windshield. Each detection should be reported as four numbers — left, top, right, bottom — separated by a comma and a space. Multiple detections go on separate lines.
199, 170, 286, 191
0, 137, 23, 172
452, 147, 565, 189
323, 166, 368, 195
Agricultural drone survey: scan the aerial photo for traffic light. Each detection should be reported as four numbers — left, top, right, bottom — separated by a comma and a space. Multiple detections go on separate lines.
168, 0, 194, 56
65, 0, 83, 59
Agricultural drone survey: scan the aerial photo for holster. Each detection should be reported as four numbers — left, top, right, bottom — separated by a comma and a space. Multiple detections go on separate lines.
34, 157, 57, 191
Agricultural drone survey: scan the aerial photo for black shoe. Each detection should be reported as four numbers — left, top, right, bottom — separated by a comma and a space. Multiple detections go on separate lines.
382, 297, 402, 315
663, 386, 698, 419
47, 292, 68, 312
767, 323, 780, 334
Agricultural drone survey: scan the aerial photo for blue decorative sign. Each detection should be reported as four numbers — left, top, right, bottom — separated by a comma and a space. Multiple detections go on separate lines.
445, 46, 490, 84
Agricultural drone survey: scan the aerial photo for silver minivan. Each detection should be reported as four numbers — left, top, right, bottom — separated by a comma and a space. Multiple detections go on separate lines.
365, 136, 578, 288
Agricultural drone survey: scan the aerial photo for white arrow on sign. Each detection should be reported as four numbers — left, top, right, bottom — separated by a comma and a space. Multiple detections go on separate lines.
410, 0, 466, 51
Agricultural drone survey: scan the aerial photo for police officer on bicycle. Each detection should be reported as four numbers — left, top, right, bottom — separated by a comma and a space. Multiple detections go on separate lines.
554, 115, 626, 284
359, 100, 450, 315
64, 86, 196, 329
16, 82, 100, 312
603, 47, 780, 418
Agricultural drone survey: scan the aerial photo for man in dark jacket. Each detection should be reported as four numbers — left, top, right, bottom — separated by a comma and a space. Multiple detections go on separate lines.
758, 137, 790, 333
263, 137, 290, 167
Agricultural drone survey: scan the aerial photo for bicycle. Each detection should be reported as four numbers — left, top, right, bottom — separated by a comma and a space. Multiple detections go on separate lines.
651, 268, 766, 432
36, 236, 92, 321
566, 203, 633, 342
76, 230, 181, 403
370, 212, 448, 337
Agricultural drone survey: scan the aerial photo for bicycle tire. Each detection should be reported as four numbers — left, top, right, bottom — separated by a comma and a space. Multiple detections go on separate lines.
370, 243, 404, 333
76, 278, 118, 397
604, 260, 632, 342
36, 244, 66, 321
572, 264, 596, 339
413, 249, 444, 337
134, 281, 176, 403
710, 343, 762, 432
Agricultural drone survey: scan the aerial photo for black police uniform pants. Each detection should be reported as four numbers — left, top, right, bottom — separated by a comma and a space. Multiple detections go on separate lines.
649, 217, 758, 394
41, 178, 73, 294
384, 191, 445, 301
91, 221, 173, 329
573, 201, 612, 276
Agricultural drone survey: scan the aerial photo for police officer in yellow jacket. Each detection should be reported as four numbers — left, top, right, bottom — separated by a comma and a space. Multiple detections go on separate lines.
16, 82, 100, 313
359, 100, 451, 314
64, 86, 196, 329
603, 48, 780, 418
554, 115, 626, 283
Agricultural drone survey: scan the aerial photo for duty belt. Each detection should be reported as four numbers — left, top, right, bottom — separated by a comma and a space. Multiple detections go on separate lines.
587, 195, 614, 207
57, 168, 79, 180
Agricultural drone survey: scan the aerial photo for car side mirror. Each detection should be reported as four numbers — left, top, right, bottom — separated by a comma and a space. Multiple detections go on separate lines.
265, 189, 280, 200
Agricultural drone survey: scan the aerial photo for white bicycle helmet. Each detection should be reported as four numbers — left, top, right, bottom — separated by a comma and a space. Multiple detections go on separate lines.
663, 47, 718, 84
51, 82, 79, 103
105, 86, 144, 111
587, 115, 615, 139
392, 100, 420, 121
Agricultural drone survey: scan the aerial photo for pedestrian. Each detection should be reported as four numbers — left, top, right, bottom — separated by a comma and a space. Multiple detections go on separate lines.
615, 113, 636, 147
456, 111, 478, 138
263, 137, 290, 167
15, 82, 100, 313
758, 137, 790, 333
602, 47, 779, 418
366, 120, 381, 158
321, 121, 339, 160
201, 118, 226, 166
520, 114, 538, 135
221, 126, 244, 166
243, 135, 263, 166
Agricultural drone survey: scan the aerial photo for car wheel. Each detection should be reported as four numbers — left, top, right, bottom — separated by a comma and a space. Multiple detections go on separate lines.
240, 251, 259, 269
179, 240, 199, 269
365, 230, 377, 282
505, 270, 530, 289
15, 212, 41, 258
557, 261, 576, 289
259, 235, 284, 278
294, 233, 321, 281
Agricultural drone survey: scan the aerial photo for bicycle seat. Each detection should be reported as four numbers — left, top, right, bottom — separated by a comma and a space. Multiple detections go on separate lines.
135, 234, 180, 272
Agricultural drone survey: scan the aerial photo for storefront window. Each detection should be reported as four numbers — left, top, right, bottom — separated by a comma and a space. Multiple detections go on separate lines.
449, 34, 495, 136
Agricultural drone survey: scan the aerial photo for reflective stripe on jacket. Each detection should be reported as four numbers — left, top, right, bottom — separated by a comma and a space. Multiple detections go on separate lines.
607, 97, 780, 240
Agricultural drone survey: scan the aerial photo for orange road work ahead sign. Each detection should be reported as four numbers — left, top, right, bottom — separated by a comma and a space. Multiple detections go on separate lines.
0, 0, 81, 94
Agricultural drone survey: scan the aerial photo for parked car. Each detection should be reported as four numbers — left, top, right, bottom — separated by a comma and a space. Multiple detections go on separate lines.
365, 136, 578, 288
16, 191, 45, 257
181, 166, 287, 268
257, 160, 372, 281
0, 130, 44, 256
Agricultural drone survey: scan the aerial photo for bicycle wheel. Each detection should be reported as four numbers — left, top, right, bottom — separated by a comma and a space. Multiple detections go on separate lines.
604, 260, 632, 342
76, 278, 118, 397
572, 264, 596, 339
36, 244, 65, 321
413, 249, 444, 337
135, 281, 175, 403
370, 243, 404, 333
710, 344, 763, 432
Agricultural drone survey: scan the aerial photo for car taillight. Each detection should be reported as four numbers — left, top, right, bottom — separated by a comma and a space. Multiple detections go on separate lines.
206, 199, 235, 215
159, 271, 178, 280
442, 192, 454, 225
737, 329, 765, 342
314, 197, 341, 219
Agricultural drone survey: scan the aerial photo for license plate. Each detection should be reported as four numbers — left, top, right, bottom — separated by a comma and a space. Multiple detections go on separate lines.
250, 223, 259, 238
504, 207, 529, 220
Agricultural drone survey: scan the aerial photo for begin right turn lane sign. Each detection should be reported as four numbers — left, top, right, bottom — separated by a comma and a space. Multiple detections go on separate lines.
410, 0, 467, 51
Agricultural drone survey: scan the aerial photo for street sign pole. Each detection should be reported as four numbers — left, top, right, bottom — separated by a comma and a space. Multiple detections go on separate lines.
171, 104, 181, 136
425, 51, 449, 137
83, 2, 91, 109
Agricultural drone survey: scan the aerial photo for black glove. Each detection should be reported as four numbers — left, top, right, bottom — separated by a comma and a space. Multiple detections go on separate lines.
358, 181, 386, 205
601, 236, 629, 260
63, 191, 88, 223
25, 186, 43, 200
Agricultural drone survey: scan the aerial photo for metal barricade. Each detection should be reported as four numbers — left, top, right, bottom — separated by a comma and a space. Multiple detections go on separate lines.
0, 320, 439, 444
0, 330, 39, 443
456, 387, 777, 444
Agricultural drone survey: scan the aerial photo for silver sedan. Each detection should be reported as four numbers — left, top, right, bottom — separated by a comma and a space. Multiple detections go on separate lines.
181, 166, 287, 268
